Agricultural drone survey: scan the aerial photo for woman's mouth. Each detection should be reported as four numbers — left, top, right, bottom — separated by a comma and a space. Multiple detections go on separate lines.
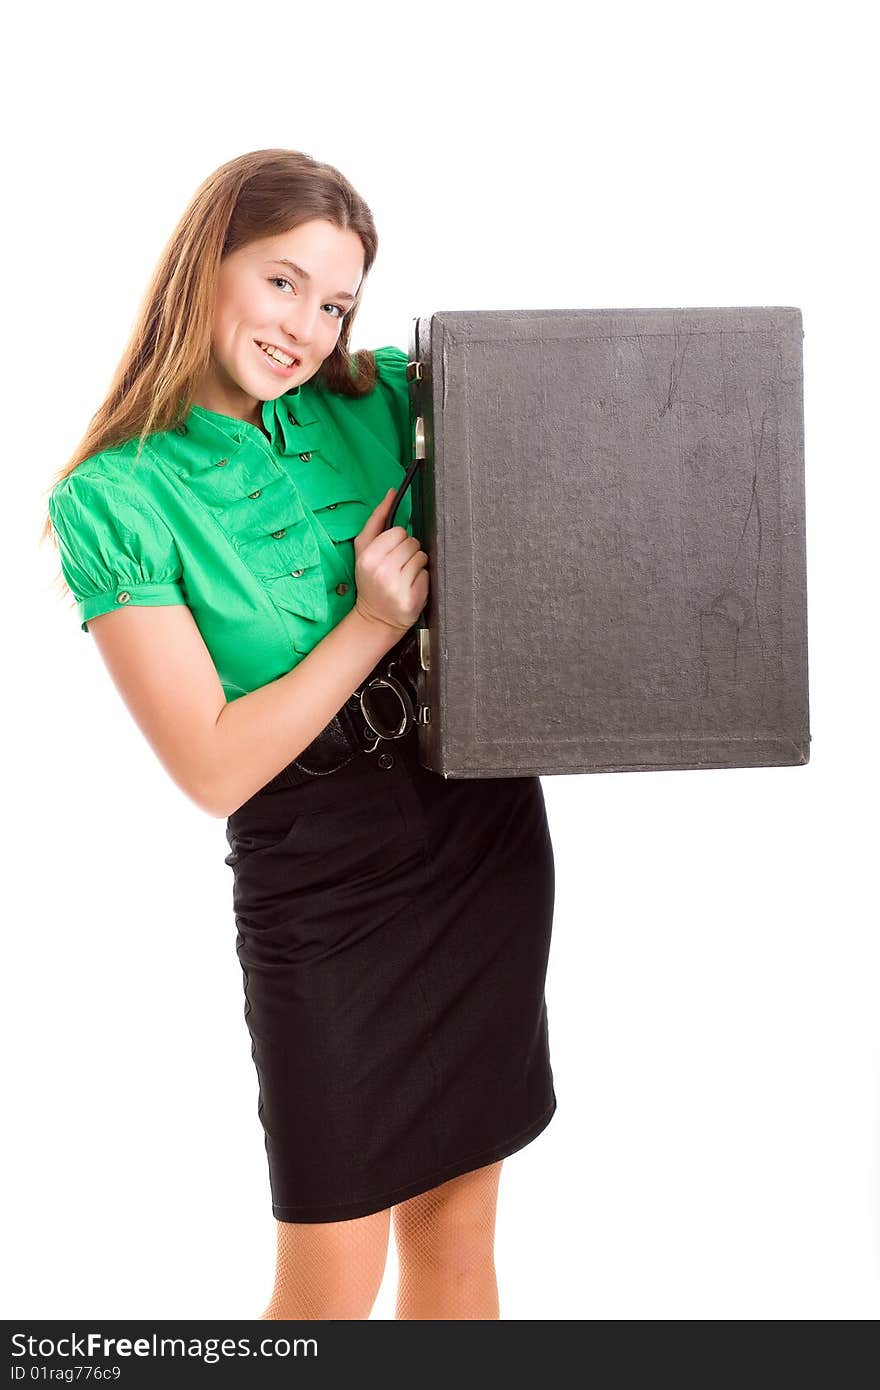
255, 340, 301, 374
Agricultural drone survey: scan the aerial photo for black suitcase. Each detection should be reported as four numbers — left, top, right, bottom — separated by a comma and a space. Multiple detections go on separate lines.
401, 306, 809, 779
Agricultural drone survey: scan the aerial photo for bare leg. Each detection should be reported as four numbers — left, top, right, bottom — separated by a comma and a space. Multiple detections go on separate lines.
260, 1208, 391, 1320
393, 1160, 503, 1320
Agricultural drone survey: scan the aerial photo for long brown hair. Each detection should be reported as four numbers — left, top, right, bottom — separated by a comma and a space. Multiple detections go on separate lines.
39, 147, 381, 548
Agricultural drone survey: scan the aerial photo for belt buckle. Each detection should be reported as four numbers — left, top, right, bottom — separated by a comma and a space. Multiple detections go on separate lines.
358, 670, 415, 754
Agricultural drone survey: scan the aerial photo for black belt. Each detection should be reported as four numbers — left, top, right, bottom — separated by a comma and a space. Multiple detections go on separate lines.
261, 624, 422, 792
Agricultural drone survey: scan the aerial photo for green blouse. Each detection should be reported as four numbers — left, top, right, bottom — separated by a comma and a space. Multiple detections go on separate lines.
48, 345, 414, 703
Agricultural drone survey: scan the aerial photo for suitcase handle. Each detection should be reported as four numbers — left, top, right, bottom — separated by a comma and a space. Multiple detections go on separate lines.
382, 390, 429, 670
382, 455, 421, 533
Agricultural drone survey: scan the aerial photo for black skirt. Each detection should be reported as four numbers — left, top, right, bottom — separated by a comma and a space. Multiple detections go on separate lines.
224, 721, 557, 1224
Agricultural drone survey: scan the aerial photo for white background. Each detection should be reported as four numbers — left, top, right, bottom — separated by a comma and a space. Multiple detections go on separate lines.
6, 0, 877, 1321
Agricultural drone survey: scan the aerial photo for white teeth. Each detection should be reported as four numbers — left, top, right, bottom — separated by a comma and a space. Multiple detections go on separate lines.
259, 341, 297, 367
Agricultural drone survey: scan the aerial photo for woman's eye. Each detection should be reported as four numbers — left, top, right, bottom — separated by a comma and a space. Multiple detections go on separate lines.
269, 277, 346, 318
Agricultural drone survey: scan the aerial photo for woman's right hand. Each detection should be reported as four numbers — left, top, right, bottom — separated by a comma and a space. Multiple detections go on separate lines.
353, 487, 430, 633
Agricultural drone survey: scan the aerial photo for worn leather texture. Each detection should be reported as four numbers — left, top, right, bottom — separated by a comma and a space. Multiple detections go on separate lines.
408, 307, 810, 778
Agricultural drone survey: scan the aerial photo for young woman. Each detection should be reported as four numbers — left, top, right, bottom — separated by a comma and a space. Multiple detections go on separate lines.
44, 148, 557, 1320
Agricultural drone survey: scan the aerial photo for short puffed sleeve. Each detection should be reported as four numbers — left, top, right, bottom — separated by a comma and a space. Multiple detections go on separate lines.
49, 468, 187, 633
371, 344, 412, 466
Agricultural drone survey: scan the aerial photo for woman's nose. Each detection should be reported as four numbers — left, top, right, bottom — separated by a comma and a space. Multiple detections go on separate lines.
280, 302, 319, 342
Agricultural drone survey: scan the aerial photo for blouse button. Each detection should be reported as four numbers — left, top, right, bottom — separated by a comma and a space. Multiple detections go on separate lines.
215, 457, 228, 467
175, 424, 188, 436
271, 529, 286, 539
378, 753, 395, 770
326, 503, 338, 510
248, 489, 262, 499
287, 411, 298, 425
335, 582, 350, 595
117, 591, 131, 604
299, 451, 312, 462
290, 568, 305, 578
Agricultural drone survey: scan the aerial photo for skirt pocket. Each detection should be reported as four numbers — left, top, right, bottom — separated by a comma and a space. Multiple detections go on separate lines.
223, 812, 304, 870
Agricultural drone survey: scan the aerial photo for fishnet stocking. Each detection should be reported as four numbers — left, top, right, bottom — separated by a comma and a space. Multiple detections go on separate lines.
392, 1160, 503, 1320
258, 1161, 504, 1320
260, 1208, 391, 1320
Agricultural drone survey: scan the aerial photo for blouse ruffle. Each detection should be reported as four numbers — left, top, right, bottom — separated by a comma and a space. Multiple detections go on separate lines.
157, 344, 413, 652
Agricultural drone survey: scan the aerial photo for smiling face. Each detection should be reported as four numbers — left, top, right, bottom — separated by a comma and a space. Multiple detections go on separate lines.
193, 219, 365, 426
